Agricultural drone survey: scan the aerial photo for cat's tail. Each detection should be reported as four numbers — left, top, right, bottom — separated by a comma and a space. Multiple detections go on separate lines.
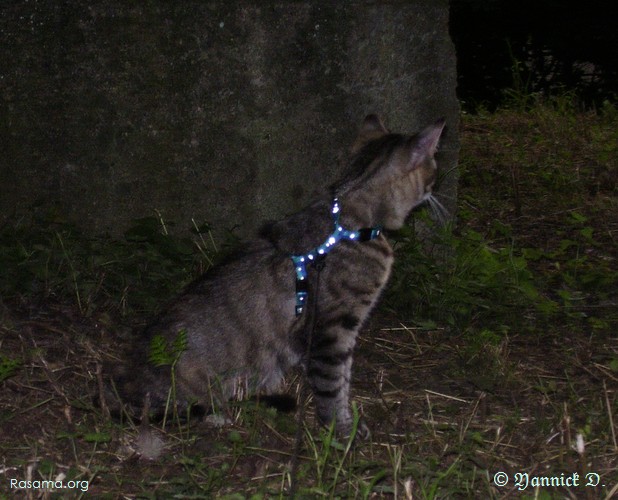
103, 352, 211, 423
100, 353, 171, 422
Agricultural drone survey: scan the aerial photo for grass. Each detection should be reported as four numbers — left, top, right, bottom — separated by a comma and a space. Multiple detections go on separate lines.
0, 95, 617, 498
0, 214, 219, 317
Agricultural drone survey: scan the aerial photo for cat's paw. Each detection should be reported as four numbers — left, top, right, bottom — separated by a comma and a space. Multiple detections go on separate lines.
355, 417, 371, 441
335, 416, 371, 442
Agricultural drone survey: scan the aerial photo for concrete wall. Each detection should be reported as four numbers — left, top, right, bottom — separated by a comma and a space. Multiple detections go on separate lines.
0, 1, 459, 238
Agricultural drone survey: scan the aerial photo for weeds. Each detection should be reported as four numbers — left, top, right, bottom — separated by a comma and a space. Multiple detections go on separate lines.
387, 221, 550, 335
0, 354, 20, 382
0, 213, 217, 316
148, 329, 188, 428
0, 95, 617, 497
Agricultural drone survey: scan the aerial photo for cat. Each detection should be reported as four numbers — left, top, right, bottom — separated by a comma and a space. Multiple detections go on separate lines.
114, 114, 446, 437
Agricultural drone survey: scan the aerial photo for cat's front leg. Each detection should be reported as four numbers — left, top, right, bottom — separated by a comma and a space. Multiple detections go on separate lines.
307, 326, 368, 439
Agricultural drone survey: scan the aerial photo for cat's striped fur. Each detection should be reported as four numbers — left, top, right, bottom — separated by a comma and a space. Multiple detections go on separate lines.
116, 115, 445, 436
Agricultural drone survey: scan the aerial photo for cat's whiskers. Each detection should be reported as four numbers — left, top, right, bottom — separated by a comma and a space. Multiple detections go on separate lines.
433, 191, 456, 202
426, 194, 450, 225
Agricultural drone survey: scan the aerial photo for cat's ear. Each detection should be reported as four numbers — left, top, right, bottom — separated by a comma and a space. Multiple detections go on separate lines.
360, 114, 389, 135
351, 114, 389, 153
411, 118, 446, 161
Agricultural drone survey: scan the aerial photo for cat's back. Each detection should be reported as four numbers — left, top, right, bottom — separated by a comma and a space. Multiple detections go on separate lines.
148, 238, 297, 341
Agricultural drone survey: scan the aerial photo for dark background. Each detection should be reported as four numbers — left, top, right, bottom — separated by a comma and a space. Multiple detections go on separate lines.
0, 1, 459, 236
449, 0, 618, 110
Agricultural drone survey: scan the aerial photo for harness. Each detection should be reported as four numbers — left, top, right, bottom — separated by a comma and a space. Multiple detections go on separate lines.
290, 198, 382, 315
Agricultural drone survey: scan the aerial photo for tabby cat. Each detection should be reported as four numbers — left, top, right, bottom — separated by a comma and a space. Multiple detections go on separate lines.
115, 115, 445, 437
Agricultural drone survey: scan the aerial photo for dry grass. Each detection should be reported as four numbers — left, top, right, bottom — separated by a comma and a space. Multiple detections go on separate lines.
1, 308, 616, 498
1, 98, 617, 498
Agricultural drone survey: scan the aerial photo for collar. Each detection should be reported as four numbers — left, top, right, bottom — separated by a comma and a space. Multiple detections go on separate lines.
290, 198, 382, 315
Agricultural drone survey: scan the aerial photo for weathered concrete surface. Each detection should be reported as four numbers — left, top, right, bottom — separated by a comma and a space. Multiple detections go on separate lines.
1, 1, 458, 237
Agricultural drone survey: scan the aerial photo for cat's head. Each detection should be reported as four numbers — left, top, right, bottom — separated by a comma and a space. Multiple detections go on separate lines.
336, 115, 446, 230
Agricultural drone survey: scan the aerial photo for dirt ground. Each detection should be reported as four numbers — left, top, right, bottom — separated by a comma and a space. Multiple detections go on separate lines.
1, 106, 617, 497
1, 292, 616, 497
